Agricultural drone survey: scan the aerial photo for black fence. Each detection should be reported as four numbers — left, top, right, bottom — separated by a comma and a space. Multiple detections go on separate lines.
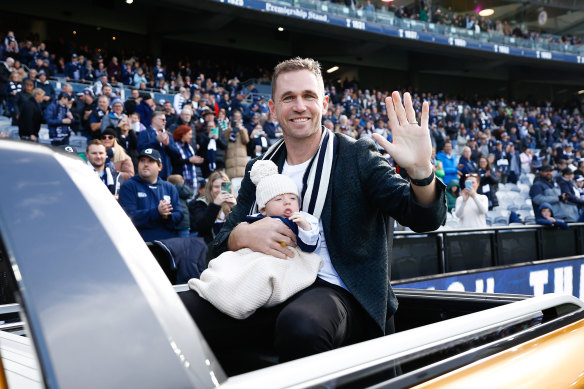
392, 224, 584, 281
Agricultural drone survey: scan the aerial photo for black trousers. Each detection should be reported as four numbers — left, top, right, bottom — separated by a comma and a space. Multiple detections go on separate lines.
179, 278, 373, 371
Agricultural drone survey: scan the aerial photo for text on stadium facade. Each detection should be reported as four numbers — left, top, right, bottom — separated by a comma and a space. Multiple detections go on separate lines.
265, 3, 329, 22
399, 29, 419, 40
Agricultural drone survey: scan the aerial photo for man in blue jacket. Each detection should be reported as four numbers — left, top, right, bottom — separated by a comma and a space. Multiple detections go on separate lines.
137, 110, 181, 180
44, 92, 75, 146
118, 148, 183, 242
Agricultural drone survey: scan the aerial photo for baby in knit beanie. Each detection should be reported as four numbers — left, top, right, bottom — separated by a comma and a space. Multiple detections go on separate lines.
188, 160, 322, 319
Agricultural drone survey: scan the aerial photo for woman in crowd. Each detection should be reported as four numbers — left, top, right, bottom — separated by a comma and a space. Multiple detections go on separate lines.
114, 115, 138, 169
248, 123, 269, 159
477, 155, 499, 210
455, 173, 489, 228
188, 171, 236, 243
172, 125, 204, 189
101, 127, 135, 181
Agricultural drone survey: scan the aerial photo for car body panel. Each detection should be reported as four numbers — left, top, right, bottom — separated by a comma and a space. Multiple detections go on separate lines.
0, 140, 225, 388
412, 317, 584, 388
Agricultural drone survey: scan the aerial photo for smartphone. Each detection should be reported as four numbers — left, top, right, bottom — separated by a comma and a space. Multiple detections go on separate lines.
465, 181, 472, 190
221, 181, 231, 193
211, 127, 219, 136
163, 195, 171, 204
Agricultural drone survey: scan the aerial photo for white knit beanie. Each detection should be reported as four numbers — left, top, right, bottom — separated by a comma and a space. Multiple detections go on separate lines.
250, 160, 299, 210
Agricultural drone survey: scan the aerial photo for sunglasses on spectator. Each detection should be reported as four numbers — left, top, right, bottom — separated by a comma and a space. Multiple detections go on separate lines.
466, 173, 480, 178
102, 135, 115, 140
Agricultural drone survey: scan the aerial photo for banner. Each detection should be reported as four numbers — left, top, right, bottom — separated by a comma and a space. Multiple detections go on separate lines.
393, 258, 584, 299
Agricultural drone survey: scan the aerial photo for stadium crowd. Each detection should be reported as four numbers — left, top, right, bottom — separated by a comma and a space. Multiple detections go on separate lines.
339, 0, 583, 46
3, 28, 584, 241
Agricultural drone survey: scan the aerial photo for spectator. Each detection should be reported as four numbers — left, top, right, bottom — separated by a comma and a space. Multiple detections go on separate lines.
124, 88, 141, 115
168, 105, 196, 135
519, 147, 533, 174
35, 70, 55, 110
162, 100, 178, 128
446, 178, 460, 213
18, 88, 45, 141
188, 170, 236, 244
135, 94, 155, 127
199, 119, 227, 178
477, 155, 499, 210
167, 174, 195, 238
44, 92, 75, 146
455, 173, 488, 228
89, 95, 110, 139
118, 148, 183, 242
100, 97, 125, 132
457, 146, 477, 177
6, 71, 22, 123
133, 67, 147, 89
152, 58, 166, 83
173, 87, 190, 114
248, 122, 269, 159
172, 124, 204, 190
506, 142, 521, 184
72, 89, 95, 138
225, 111, 250, 180
436, 140, 457, 185
556, 167, 584, 222
535, 203, 568, 230
107, 56, 121, 81
64, 54, 86, 82
86, 139, 122, 196
0, 57, 14, 110
93, 74, 109, 97
114, 114, 139, 168
13, 79, 34, 124
529, 165, 564, 218
137, 110, 181, 180
129, 111, 146, 133
101, 127, 135, 181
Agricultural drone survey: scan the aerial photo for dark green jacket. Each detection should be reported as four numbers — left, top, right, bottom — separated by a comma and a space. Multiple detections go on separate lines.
211, 133, 447, 336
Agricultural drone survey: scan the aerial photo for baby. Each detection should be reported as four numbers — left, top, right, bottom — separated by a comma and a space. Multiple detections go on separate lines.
188, 160, 322, 319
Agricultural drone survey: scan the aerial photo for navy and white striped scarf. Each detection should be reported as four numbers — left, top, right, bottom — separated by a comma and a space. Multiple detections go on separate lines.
249, 127, 337, 219
177, 141, 197, 190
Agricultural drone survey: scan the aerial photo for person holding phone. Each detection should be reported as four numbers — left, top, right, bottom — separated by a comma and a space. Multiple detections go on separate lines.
455, 173, 489, 228
200, 120, 228, 178
188, 171, 236, 243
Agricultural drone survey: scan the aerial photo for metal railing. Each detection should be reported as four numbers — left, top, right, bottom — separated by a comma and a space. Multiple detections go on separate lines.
391, 223, 584, 280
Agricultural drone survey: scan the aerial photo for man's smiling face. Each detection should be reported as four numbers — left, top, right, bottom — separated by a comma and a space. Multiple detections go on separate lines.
269, 69, 328, 143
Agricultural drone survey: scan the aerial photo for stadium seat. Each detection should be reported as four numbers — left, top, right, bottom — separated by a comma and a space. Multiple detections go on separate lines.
68, 135, 87, 153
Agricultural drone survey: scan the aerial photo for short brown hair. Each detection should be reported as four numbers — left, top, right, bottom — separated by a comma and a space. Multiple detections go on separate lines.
271, 57, 324, 99
86, 139, 104, 152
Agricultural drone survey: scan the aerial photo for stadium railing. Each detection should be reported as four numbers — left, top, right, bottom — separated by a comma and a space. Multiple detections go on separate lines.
391, 223, 584, 280
273, 0, 584, 56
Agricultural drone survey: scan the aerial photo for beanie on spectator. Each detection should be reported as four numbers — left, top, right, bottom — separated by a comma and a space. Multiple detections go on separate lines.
102, 127, 117, 138
173, 125, 192, 141
250, 160, 298, 210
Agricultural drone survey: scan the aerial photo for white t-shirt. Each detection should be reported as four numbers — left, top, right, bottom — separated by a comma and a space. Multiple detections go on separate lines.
282, 160, 349, 291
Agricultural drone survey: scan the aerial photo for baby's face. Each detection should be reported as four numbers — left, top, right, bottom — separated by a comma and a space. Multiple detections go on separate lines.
262, 193, 300, 218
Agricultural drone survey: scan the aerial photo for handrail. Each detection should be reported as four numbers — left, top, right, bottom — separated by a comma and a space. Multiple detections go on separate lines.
277, 0, 584, 56
394, 222, 584, 236
391, 223, 584, 280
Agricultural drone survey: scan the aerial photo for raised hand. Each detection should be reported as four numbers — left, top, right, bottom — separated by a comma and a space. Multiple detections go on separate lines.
372, 91, 433, 180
